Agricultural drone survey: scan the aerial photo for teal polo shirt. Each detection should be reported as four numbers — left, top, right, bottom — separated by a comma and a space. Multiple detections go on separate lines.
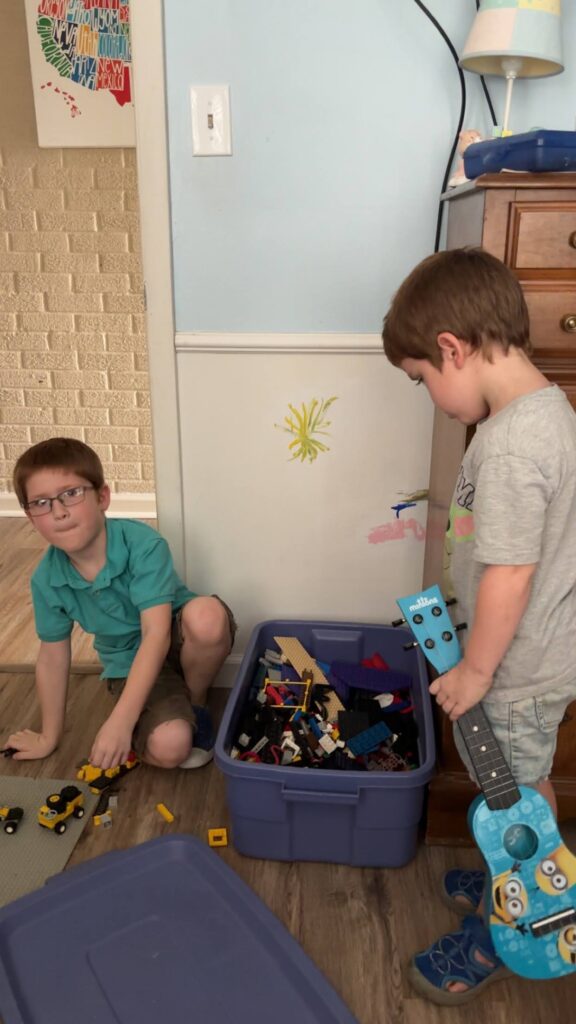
31, 518, 196, 679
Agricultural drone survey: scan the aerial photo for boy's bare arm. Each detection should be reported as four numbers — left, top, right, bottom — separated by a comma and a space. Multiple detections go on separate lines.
89, 603, 172, 768
430, 563, 537, 720
8, 638, 71, 759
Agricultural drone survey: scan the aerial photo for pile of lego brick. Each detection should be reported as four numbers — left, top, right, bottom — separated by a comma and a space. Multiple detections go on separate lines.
230, 637, 420, 771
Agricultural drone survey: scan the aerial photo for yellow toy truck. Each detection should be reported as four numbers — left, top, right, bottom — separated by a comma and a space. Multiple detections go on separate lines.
0, 805, 24, 835
38, 785, 84, 835
76, 752, 139, 793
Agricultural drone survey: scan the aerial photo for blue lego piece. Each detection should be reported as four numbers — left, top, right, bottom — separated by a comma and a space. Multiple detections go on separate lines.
328, 671, 350, 704
347, 721, 392, 756
309, 718, 323, 739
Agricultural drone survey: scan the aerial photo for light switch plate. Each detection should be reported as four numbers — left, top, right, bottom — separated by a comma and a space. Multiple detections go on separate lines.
190, 84, 232, 156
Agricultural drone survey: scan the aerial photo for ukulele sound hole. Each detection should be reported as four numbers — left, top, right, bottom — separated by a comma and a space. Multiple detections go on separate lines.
503, 823, 539, 861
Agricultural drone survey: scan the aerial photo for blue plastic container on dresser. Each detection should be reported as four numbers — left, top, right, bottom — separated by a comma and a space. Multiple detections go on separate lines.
215, 619, 436, 867
463, 129, 576, 178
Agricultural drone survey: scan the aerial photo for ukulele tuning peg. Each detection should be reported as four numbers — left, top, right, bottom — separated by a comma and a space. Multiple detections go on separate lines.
403, 640, 419, 651
445, 597, 457, 608
455, 622, 467, 633
391, 616, 406, 628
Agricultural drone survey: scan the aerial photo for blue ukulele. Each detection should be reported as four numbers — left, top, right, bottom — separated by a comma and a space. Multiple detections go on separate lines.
395, 584, 576, 980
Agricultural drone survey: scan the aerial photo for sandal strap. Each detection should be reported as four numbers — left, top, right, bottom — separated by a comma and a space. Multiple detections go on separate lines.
443, 868, 485, 909
413, 916, 501, 993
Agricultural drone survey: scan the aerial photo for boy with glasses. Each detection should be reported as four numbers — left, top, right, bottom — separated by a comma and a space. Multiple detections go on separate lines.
5, 437, 236, 771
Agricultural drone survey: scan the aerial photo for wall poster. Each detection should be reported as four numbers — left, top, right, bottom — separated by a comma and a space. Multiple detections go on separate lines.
24, 0, 136, 147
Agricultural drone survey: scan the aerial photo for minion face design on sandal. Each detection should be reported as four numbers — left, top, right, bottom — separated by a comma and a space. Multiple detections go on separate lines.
535, 844, 576, 898
491, 871, 529, 928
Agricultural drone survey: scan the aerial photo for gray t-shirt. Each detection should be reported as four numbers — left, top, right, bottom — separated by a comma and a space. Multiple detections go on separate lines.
449, 384, 576, 701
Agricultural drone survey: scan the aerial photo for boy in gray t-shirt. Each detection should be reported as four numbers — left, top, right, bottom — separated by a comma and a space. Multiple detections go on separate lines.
382, 247, 576, 1005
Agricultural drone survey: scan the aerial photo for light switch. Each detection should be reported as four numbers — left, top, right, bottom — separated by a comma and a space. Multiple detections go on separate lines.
190, 85, 232, 156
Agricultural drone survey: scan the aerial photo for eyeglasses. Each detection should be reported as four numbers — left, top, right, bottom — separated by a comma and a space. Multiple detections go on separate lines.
25, 485, 95, 517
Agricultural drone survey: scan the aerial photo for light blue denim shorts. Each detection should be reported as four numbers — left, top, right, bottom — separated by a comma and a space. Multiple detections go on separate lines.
453, 679, 576, 787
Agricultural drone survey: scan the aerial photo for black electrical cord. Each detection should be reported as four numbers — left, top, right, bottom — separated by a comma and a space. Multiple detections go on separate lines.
412, 0, 467, 251
412, 1, 498, 251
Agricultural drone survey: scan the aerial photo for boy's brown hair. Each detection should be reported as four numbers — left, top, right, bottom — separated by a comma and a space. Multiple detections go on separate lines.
13, 437, 105, 508
382, 247, 531, 369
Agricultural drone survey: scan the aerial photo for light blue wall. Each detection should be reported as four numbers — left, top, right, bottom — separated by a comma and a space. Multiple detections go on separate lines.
163, 1, 576, 334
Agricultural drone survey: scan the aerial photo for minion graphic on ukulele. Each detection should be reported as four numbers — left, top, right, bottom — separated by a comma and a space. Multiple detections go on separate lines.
558, 925, 576, 967
490, 864, 529, 932
534, 843, 576, 898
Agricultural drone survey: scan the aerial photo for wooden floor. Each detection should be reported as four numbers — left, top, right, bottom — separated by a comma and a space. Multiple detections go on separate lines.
0, 518, 575, 1022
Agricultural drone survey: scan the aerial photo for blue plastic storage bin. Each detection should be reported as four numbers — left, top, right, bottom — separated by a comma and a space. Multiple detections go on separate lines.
0, 835, 358, 1024
215, 620, 436, 867
464, 129, 576, 178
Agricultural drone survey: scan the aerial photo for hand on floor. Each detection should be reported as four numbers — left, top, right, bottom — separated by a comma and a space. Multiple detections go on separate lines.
6, 729, 57, 760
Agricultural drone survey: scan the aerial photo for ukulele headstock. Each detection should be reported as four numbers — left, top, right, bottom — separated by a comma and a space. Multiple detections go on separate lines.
395, 585, 464, 675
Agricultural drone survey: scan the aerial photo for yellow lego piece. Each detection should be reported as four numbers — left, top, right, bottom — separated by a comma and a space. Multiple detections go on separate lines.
93, 811, 113, 828
156, 802, 175, 823
273, 636, 329, 685
208, 827, 228, 847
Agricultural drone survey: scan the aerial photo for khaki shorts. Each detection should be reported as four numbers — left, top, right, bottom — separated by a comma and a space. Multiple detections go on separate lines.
107, 595, 236, 758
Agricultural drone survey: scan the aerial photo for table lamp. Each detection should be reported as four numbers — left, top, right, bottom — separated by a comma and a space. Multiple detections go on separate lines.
459, 0, 563, 135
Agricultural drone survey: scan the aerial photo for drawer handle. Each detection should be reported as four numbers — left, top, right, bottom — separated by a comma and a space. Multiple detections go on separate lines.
560, 314, 576, 334
570, 231, 576, 249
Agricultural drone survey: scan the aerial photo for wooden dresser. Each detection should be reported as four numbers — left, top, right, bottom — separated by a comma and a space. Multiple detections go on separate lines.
423, 173, 576, 846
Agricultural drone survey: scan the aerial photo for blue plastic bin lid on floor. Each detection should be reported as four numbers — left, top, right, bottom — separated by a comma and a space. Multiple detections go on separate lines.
0, 835, 358, 1024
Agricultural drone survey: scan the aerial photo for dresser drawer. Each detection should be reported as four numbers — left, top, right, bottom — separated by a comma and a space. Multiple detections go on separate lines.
508, 204, 576, 271
523, 284, 576, 354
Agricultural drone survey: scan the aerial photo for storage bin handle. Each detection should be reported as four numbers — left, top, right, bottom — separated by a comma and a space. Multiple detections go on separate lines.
569, 231, 576, 250
560, 314, 576, 334
281, 785, 359, 805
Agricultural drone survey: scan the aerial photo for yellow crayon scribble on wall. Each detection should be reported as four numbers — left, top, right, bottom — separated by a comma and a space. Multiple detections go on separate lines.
275, 396, 338, 463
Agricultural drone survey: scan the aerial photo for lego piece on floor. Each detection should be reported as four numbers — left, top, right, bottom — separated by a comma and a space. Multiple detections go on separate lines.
208, 827, 228, 847
92, 789, 112, 826
273, 637, 329, 684
156, 802, 175, 824
94, 811, 113, 828
76, 751, 139, 793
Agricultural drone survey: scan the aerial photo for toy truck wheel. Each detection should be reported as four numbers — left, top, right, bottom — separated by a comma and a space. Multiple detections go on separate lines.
55, 822, 67, 835
4, 823, 17, 835
73, 807, 84, 819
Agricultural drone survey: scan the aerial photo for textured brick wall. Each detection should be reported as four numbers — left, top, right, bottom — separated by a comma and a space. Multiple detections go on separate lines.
0, 3, 154, 496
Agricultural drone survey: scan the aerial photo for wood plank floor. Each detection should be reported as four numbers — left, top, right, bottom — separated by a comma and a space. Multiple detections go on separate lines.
0, 518, 575, 1022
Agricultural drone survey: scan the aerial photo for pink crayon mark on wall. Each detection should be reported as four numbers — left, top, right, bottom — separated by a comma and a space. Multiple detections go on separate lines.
368, 518, 426, 544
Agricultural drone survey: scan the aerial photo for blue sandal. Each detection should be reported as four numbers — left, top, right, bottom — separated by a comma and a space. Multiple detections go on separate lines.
409, 915, 510, 1005
441, 868, 485, 915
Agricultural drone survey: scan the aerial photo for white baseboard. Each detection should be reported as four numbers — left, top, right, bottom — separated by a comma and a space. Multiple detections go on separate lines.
0, 493, 157, 519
